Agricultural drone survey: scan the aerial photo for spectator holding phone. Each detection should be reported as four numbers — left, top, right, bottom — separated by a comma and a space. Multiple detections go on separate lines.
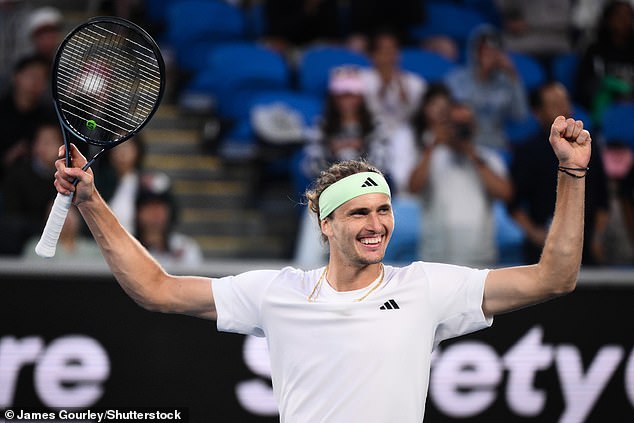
408, 101, 512, 266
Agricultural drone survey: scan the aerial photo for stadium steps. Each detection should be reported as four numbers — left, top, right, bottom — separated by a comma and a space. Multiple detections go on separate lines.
142, 104, 297, 259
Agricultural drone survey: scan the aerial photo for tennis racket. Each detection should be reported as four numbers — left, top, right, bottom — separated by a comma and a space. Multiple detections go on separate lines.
35, 16, 165, 258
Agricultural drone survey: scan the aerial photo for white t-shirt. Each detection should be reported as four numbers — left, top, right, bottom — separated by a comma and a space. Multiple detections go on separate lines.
213, 262, 492, 422
360, 69, 426, 131
420, 144, 508, 266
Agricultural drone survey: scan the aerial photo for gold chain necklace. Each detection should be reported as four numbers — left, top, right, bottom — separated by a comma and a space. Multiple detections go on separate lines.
307, 263, 385, 302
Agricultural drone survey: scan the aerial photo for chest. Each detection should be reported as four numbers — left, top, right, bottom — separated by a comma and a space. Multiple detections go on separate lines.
262, 293, 434, 364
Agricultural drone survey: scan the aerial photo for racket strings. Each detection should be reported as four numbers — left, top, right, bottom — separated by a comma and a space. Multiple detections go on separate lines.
58, 36, 159, 125
55, 21, 162, 144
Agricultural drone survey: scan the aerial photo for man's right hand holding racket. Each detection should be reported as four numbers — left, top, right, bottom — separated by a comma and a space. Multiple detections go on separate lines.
55, 144, 94, 204
54, 143, 218, 321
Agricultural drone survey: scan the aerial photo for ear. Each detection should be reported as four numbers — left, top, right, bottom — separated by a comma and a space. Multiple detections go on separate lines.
320, 218, 333, 239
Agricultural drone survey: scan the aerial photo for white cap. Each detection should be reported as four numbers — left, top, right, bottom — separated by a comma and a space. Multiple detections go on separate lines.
27, 6, 62, 36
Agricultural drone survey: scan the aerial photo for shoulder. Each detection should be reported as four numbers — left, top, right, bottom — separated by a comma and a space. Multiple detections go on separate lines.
386, 261, 488, 287
402, 71, 426, 90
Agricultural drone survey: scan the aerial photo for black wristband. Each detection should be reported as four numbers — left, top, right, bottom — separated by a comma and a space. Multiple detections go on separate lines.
558, 166, 589, 178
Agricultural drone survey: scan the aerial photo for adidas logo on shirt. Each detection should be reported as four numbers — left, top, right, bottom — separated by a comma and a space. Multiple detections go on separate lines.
361, 177, 379, 187
379, 299, 400, 310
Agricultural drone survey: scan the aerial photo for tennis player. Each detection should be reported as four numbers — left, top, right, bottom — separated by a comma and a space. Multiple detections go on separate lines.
54, 115, 590, 422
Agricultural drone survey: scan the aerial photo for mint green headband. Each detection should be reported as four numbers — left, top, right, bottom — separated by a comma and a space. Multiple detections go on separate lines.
319, 172, 391, 218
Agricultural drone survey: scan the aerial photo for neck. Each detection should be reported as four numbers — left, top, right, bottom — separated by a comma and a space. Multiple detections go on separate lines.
325, 261, 383, 292
378, 67, 395, 82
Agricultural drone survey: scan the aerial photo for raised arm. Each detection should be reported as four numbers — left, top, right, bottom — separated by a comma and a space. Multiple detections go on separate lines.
54, 144, 217, 320
482, 116, 591, 316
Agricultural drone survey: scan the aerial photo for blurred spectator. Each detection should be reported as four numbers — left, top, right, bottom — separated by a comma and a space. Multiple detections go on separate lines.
1, 121, 61, 254
408, 83, 453, 149
22, 205, 102, 261
572, 0, 634, 45
495, 0, 573, 68
0, 54, 53, 179
0, 0, 29, 89
445, 25, 529, 151
407, 101, 512, 267
508, 81, 610, 265
346, 0, 424, 51
575, 0, 634, 125
297, 66, 396, 193
388, 83, 452, 195
95, 136, 145, 233
24, 6, 63, 67
134, 172, 203, 267
360, 29, 427, 132
263, 0, 340, 53
602, 141, 634, 263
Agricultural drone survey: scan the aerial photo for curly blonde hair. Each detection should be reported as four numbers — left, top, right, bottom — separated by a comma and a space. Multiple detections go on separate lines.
304, 159, 385, 223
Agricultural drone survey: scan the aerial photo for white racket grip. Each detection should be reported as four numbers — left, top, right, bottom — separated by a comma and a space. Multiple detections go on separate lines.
35, 192, 74, 258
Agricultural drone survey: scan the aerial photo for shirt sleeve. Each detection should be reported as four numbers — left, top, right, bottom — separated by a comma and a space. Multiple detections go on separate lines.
420, 262, 493, 346
212, 269, 279, 337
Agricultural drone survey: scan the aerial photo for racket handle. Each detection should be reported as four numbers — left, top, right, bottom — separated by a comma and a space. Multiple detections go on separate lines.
35, 193, 74, 258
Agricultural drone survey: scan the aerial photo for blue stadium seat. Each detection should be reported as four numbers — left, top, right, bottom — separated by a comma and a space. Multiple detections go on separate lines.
165, 1, 246, 63
509, 52, 546, 92
410, 3, 489, 47
505, 115, 540, 145
552, 53, 580, 97
297, 46, 370, 97
572, 103, 592, 131
145, 0, 180, 26
601, 102, 634, 147
188, 42, 290, 119
400, 48, 456, 82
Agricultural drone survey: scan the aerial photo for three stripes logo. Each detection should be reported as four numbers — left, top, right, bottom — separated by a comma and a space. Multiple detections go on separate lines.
361, 177, 379, 187
380, 299, 400, 310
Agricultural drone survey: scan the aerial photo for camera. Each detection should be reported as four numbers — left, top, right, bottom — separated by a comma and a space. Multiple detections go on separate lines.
454, 123, 474, 140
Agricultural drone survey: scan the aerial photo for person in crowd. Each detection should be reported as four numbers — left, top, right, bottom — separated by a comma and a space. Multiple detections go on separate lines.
509, 81, 610, 265
298, 66, 397, 193
95, 135, 145, 233
22, 205, 102, 261
0, 54, 52, 180
572, 0, 634, 47
0, 0, 30, 89
601, 139, 634, 263
50, 111, 591, 421
23, 6, 63, 67
360, 29, 427, 132
134, 172, 203, 267
495, 0, 573, 70
408, 101, 512, 267
403, 82, 453, 150
1, 121, 61, 254
575, 0, 634, 125
445, 24, 530, 151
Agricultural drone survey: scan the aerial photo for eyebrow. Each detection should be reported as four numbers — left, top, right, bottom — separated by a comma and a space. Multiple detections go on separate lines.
346, 203, 392, 215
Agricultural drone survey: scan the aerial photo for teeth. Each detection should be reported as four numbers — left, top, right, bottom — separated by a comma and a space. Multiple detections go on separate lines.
361, 236, 381, 245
